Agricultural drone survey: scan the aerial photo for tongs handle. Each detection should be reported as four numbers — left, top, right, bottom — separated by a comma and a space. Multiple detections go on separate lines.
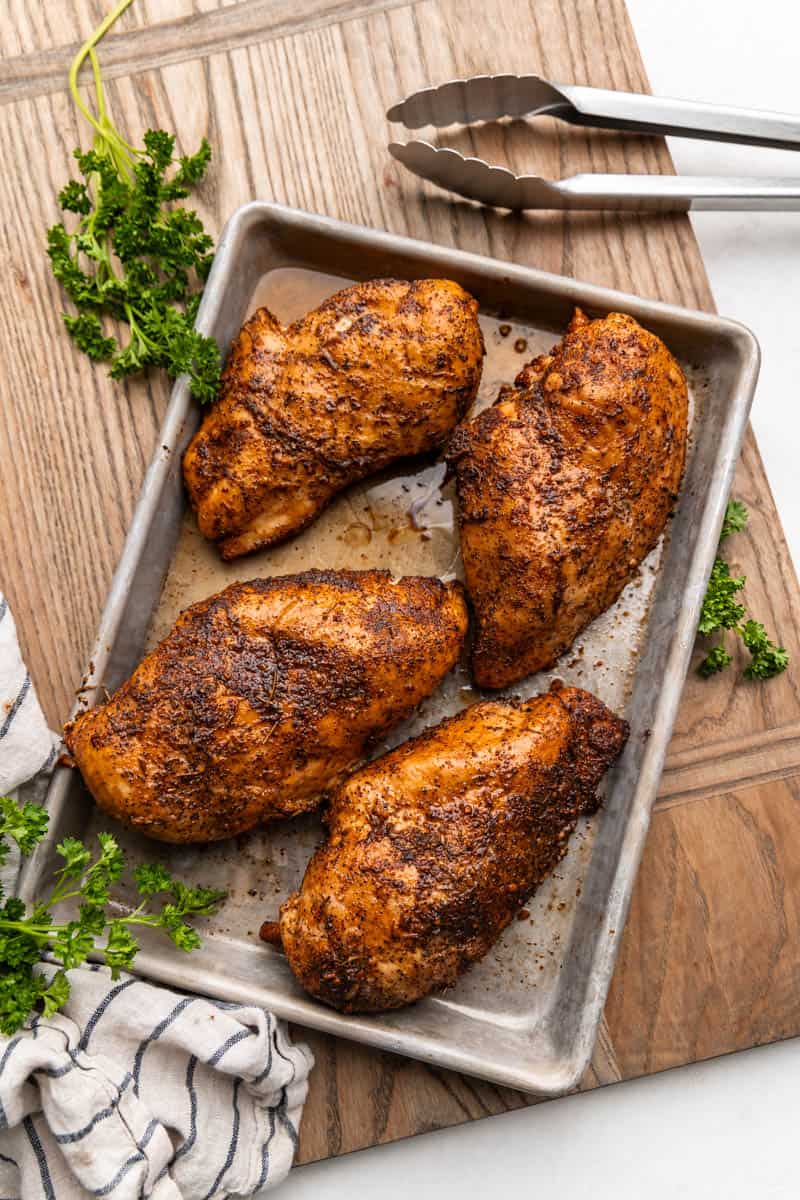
557, 174, 800, 211
559, 84, 800, 151
388, 140, 800, 211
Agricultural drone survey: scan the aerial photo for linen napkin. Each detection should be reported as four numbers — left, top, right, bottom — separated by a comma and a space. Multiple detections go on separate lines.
0, 593, 313, 1198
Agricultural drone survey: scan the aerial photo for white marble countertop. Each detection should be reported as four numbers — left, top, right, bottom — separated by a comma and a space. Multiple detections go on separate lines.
281, 2, 800, 1194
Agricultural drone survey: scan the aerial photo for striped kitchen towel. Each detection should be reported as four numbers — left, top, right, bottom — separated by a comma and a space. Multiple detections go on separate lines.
0, 967, 312, 1200
0, 593, 60, 794
0, 593, 314, 1197
0, 593, 60, 898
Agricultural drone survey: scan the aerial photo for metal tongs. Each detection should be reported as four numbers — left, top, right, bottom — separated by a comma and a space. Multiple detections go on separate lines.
387, 75, 800, 211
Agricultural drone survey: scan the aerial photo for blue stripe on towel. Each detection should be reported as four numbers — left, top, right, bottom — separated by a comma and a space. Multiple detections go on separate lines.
138, 1118, 159, 1152
133, 997, 195, 1087
54, 1075, 132, 1144
78, 979, 137, 1051
206, 1027, 255, 1067
255, 1109, 277, 1190
201, 1078, 241, 1200
90, 1151, 145, 1197
23, 1118, 54, 1200
0, 675, 30, 740
276, 1090, 298, 1149
174, 1055, 198, 1161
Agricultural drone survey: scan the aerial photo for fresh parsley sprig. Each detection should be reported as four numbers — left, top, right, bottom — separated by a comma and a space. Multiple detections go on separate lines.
0, 794, 224, 1036
719, 499, 749, 541
740, 618, 790, 680
697, 557, 746, 637
46, 0, 221, 403
697, 500, 788, 680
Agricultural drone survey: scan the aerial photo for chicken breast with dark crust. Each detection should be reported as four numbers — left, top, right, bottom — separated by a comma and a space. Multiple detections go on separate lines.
270, 685, 628, 1013
184, 278, 485, 559
447, 308, 688, 689
64, 570, 468, 843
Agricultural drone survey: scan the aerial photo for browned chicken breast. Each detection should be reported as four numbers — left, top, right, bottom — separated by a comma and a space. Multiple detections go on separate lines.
64, 570, 468, 844
268, 685, 628, 1012
447, 308, 688, 689
183, 278, 485, 559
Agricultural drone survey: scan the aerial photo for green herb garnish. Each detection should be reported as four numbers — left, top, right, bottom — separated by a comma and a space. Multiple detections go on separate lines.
719, 498, 749, 542
46, 0, 220, 402
0, 794, 224, 1035
697, 557, 746, 636
740, 619, 790, 680
697, 500, 788, 681
697, 643, 733, 678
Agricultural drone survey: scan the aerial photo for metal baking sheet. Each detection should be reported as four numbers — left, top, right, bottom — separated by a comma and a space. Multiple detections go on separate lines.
19, 202, 758, 1095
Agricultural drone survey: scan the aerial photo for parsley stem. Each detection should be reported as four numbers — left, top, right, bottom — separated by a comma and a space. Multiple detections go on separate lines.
1, 797, 223, 1033
68, 0, 138, 145
49, 2, 221, 403
117, 914, 170, 928
46, 884, 91, 907
89, 49, 108, 128
124, 306, 159, 351
0, 920, 66, 940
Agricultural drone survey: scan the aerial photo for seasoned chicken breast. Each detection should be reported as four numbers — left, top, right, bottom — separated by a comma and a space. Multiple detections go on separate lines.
447, 308, 688, 689
268, 685, 628, 1012
184, 278, 485, 559
64, 570, 468, 843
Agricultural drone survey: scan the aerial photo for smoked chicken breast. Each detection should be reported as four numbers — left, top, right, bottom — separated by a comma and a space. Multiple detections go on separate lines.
447, 308, 688, 689
184, 278, 485, 559
64, 570, 468, 843
269, 685, 628, 1012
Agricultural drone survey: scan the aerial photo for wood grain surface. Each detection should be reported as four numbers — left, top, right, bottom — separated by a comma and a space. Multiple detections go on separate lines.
1, 0, 799, 1167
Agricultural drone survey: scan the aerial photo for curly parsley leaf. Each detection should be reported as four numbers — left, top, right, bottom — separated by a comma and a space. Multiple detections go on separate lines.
55, 836, 93, 880
104, 922, 140, 977
41, 971, 71, 1019
47, 3, 220, 403
720, 498, 749, 541
62, 312, 116, 361
698, 644, 734, 678
132, 862, 174, 898
697, 500, 788, 682
741, 620, 790, 680
0, 795, 50, 861
697, 557, 746, 635
0, 795, 225, 1035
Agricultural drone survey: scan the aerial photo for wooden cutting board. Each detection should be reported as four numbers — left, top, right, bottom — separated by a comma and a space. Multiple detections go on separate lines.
2, 0, 799, 1167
